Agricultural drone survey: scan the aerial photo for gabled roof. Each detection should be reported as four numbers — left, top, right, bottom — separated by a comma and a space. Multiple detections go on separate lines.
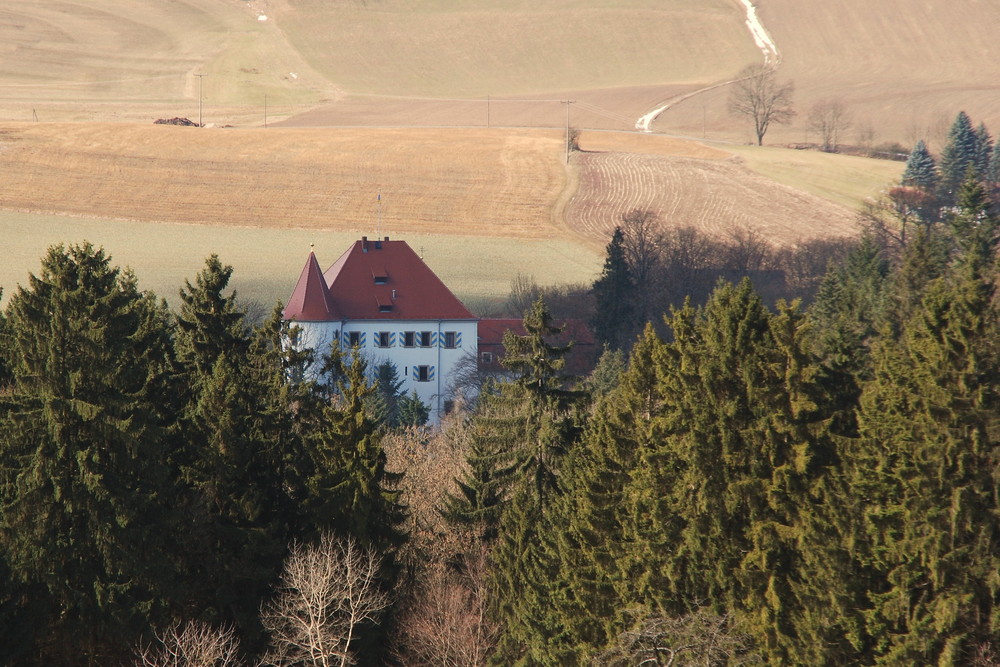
322, 237, 475, 321
283, 250, 340, 321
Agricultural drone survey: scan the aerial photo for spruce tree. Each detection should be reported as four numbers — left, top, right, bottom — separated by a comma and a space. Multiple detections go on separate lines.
948, 171, 998, 268
591, 227, 636, 351
172, 257, 295, 648
303, 345, 406, 552
851, 264, 1000, 665
974, 121, 993, 178
440, 381, 528, 542
489, 298, 587, 664
938, 111, 979, 205
0, 243, 178, 663
901, 139, 938, 192
546, 325, 668, 662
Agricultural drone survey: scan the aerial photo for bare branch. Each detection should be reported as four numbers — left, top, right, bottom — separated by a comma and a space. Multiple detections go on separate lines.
261, 534, 390, 667
728, 64, 795, 145
135, 620, 242, 667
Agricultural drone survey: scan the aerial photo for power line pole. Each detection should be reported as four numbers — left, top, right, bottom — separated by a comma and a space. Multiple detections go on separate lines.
195, 73, 207, 127
563, 100, 575, 164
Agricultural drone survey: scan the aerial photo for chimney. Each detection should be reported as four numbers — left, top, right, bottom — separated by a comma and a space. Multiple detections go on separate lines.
361, 236, 368, 252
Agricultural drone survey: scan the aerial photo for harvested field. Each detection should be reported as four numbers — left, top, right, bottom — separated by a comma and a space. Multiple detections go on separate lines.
0, 123, 566, 238
564, 151, 861, 247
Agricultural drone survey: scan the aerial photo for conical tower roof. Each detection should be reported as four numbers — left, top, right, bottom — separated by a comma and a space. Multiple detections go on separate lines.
283, 249, 339, 321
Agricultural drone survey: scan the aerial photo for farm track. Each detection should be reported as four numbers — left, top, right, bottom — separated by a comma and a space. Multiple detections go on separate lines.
565, 151, 860, 247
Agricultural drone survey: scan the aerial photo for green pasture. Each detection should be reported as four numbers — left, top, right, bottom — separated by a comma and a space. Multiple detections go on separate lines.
725, 145, 905, 211
0, 212, 601, 316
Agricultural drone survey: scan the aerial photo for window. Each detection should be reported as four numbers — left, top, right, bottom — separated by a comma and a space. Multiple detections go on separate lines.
418, 331, 432, 348
416, 365, 430, 382
376, 332, 391, 348
348, 331, 361, 347
378, 303, 393, 312
481, 352, 493, 364
403, 331, 415, 348
374, 275, 388, 285
443, 331, 457, 349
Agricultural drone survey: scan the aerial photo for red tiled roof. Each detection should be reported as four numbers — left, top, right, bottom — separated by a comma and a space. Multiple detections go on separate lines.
284, 250, 340, 321
322, 237, 475, 320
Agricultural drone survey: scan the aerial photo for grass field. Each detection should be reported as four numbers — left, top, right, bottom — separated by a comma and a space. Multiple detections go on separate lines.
0, 211, 601, 313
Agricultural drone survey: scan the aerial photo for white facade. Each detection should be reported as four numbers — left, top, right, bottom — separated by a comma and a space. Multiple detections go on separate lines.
295, 318, 477, 424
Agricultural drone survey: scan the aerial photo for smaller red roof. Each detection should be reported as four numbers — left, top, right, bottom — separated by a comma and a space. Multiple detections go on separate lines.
284, 250, 340, 321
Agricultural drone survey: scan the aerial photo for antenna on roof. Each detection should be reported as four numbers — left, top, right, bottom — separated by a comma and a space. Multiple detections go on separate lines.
376, 192, 382, 238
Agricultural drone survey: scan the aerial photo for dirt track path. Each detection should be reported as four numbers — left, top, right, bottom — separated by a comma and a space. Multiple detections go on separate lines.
634, 0, 779, 132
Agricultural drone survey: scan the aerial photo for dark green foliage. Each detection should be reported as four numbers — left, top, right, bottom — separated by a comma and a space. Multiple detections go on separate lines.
0, 243, 178, 663
901, 139, 938, 192
974, 121, 993, 177
546, 326, 667, 662
368, 360, 405, 427
397, 390, 430, 427
303, 346, 406, 552
591, 226, 637, 351
938, 111, 980, 204
172, 257, 298, 649
948, 172, 998, 268
850, 266, 1000, 665
440, 382, 527, 542
488, 298, 588, 664
500, 297, 582, 508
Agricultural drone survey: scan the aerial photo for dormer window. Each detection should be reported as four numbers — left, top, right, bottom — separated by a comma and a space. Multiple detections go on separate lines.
374, 275, 388, 285
378, 304, 393, 312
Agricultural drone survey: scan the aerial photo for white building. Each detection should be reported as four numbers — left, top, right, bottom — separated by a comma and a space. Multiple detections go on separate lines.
283, 236, 478, 423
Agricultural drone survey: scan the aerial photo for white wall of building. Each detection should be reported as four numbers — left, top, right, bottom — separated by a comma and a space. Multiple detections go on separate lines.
292, 318, 478, 424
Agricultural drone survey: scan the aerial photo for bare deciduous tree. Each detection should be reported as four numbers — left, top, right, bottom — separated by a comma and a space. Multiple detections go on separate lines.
261, 535, 389, 667
728, 63, 795, 146
135, 621, 242, 667
595, 608, 759, 667
808, 99, 852, 152
395, 549, 499, 666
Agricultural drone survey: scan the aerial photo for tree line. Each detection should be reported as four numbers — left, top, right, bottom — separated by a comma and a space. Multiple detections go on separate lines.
436, 167, 998, 665
0, 250, 405, 664
1, 155, 998, 664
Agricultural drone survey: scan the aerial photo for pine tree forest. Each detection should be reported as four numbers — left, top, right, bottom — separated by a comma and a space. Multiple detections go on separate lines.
2, 118, 1000, 665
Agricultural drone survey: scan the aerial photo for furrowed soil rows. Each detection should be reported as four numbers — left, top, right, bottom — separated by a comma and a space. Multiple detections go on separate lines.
565, 151, 860, 247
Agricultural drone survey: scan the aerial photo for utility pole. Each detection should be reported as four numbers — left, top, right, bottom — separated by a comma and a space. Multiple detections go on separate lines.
563, 100, 576, 164
195, 73, 207, 127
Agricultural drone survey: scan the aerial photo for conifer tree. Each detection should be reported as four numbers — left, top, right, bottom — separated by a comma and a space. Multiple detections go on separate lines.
368, 360, 405, 427
974, 121, 993, 178
901, 139, 939, 192
591, 227, 636, 351
809, 236, 889, 435
304, 345, 406, 552
172, 258, 296, 648
545, 325, 668, 662
489, 299, 587, 664
851, 263, 999, 665
948, 171, 998, 268
175, 254, 248, 376
440, 381, 528, 542
397, 390, 430, 427
938, 111, 979, 205
0, 243, 178, 663
500, 297, 581, 508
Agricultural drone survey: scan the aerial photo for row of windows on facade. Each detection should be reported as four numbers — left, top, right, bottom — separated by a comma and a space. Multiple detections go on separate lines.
342, 330, 462, 349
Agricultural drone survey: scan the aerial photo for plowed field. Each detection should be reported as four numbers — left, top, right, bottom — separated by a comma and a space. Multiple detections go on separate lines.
565, 151, 860, 247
